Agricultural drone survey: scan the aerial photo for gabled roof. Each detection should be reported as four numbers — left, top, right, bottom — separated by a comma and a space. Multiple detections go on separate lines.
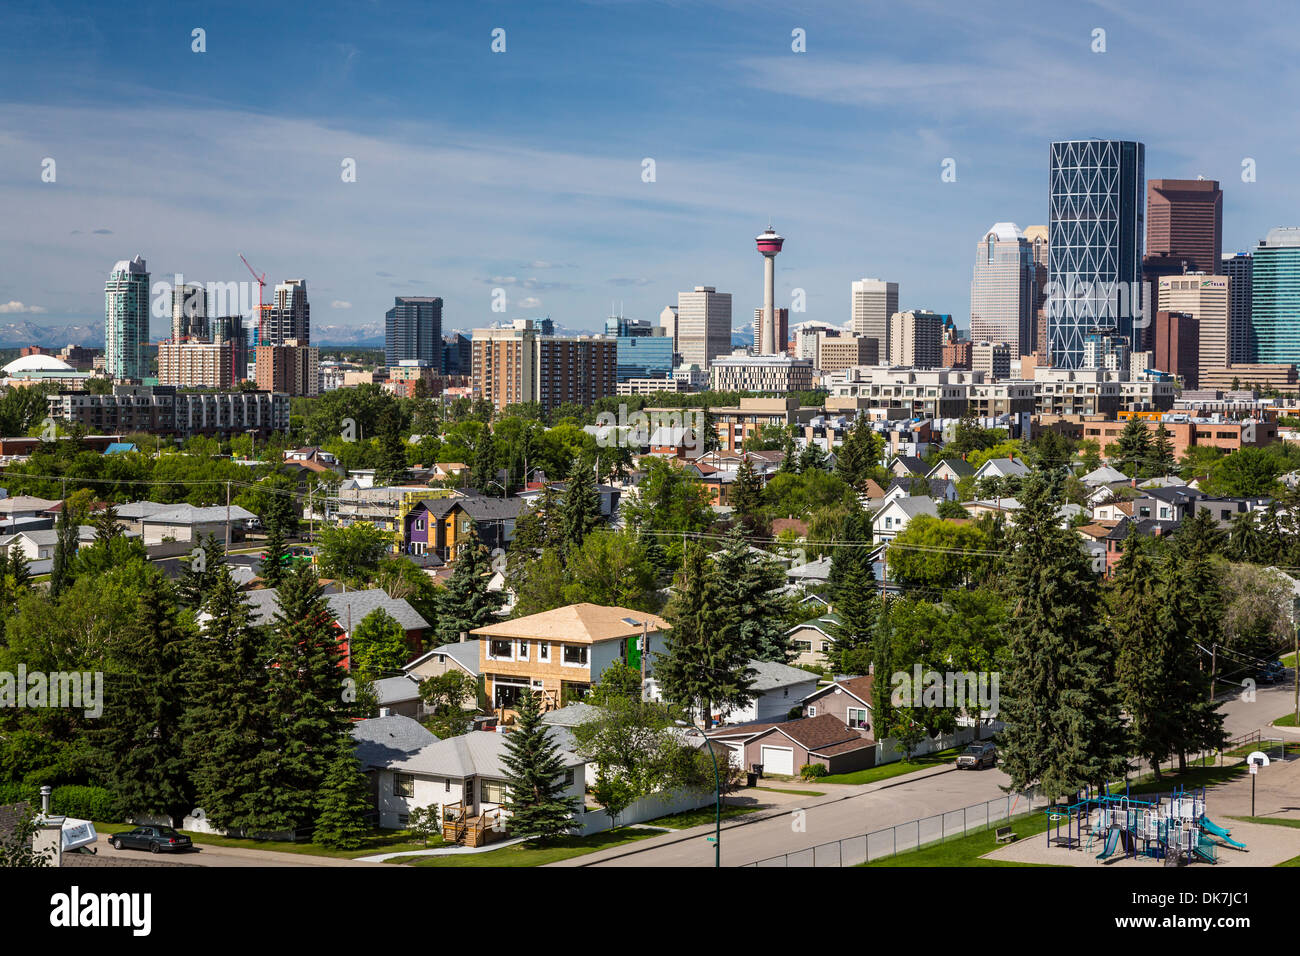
472, 603, 669, 644
351, 715, 439, 769
974, 457, 1030, 479
1105, 517, 1179, 541
0, 496, 60, 515
141, 504, 257, 524
540, 702, 605, 728
927, 458, 974, 478
750, 713, 874, 753
786, 557, 833, 581
377, 728, 582, 778
860, 479, 887, 500
747, 659, 822, 692
1081, 465, 1128, 485
785, 612, 842, 636
373, 674, 423, 705
804, 674, 874, 708
886, 476, 953, 499
243, 587, 429, 632
877, 496, 939, 520
888, 455, 928, 476
406, 640, 481, 676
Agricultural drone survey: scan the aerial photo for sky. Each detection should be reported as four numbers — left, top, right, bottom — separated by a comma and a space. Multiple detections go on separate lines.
1, 0, 1298, 341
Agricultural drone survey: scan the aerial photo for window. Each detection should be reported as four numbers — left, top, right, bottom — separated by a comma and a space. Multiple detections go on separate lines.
516, 640, 529, 661
807, 705, 817, 717
538, 642, 550, 661
398, 813, 410, 827
394, 773, 415, 798
488, 639, 513, 661
562, 645, 589, 666
847, 707, 868, 729
481, 780, 508, 803
563, 769, 575, 786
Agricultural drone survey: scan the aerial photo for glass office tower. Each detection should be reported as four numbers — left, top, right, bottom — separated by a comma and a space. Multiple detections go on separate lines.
1251, 228, 1300, 365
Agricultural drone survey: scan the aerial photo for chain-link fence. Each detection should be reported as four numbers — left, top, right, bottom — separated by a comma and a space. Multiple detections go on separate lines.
746, 786, 1047, 867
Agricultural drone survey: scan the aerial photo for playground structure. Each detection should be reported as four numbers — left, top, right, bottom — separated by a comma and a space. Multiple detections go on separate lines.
1043, 784, 1247, 865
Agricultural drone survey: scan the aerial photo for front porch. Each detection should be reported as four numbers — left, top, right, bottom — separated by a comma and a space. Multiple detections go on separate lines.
441, 802, 508, 848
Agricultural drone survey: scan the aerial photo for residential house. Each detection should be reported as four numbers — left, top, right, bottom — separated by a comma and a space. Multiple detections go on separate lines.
926, 458, 975, 483
713, 660, 822, 725
240, 587, 430, 664
373, 675, 425, 719
972, 456, 1030, 482
784, 556, 833, 590
0, 525, 99, 562
802, 675, 876, 736
887, 455, 928, 479
1102, 518, 1178, 575
708, 713, 875, 776
882, 476, 957, 504
786, 613, 841, 670
1080, 465, 1129, 487
872, 496, 938, 543
403, 640, 482, 710
402, 493, 523, 561
472, 604, 670, 717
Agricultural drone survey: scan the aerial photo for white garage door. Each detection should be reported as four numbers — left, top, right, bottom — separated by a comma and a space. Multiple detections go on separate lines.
760, 745, 794, 776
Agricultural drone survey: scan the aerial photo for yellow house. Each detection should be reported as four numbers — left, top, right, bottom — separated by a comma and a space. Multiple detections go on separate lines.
472, 604, 670, 718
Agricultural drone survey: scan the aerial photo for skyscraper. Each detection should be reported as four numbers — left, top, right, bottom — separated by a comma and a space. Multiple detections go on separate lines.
889, 310, 944, 368
1153, 310, 1199, 388
969, 222, 1038, 356
1023, 225, 1050, 358
211, 314, 248, 381
1222, 252, 1254, 363
385, 296, 443, 368
1158, 274, 1230, 375
171, 282, 208, 342
851, 278, 899, 358
676, 286, 732, 370
1145, 179, 1222, 275
263, 279, 310, 345
752, 308, 789, 353
1251, 228, 1300, 366
104, 255, 150, 381
1047, 140, 1145, 366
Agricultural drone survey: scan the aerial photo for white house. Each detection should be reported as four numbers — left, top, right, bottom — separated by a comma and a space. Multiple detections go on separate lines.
872, 496, 938, 543
1080, 465, 1128, 487
882, 476, 957, 505
973, 456, 1030, 481
714, 660, 822, 725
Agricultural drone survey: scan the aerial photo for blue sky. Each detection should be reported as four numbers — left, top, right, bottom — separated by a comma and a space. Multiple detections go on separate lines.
1, 0, 1296, 339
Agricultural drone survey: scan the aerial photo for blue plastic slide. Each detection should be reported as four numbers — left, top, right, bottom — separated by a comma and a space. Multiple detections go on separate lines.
1096, 828, 1120, 861
1199, 816, 1232, 838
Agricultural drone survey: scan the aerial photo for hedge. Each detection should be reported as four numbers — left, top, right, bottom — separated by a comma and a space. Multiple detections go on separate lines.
0, 783, 119, 821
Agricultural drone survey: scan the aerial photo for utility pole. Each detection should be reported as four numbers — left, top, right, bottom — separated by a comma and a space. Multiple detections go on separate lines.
225, 480, 232, 554
1293, 623, 1298, 726
1209, 643, 1217, 702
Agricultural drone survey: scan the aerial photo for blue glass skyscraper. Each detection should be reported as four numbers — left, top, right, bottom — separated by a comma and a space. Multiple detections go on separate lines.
1251, 228, 1300, 365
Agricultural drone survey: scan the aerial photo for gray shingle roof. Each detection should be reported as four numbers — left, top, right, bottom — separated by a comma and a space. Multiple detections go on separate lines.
373, 674, 423, 705
352, 715, 439, 769
243, 587, 429, 632
406, 640, 481, 677
540, 702, 605, 727
382, 729, 582, 778
747, 659, 821, 692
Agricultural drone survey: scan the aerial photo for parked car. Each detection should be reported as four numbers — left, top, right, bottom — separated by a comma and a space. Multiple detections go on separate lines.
109, 826, 194, 854
1257, 661, 1286, 685
956, 741, 997, 770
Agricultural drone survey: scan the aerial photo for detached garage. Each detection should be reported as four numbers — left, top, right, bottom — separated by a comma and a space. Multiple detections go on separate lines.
743, 714, 876, 777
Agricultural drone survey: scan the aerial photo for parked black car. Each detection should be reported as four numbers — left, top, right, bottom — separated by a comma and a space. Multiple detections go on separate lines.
109, 826, 194, 854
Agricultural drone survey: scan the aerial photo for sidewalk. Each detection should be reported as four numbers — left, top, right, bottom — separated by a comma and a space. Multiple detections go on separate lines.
546, 763, 958, 867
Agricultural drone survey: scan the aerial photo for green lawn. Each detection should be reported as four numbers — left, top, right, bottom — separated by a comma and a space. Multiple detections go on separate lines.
1281, 651, 1296, 668
649, 804, 758, 829
386, 828, 658, 867
818, 746, 964, 786
1227, 815, 1300, 829
1273, 712, 1297, 728
754, 786, 825, 797
93, 821, 436, 859
862, 809, 1059, 867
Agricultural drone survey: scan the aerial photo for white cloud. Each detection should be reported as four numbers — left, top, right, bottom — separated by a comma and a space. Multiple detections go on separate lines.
518, 297, 542, 309
0, 301, 47, 314
331, 300, 352, 309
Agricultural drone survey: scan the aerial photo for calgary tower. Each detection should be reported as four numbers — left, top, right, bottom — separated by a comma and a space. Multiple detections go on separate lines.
755, 225, 784, 354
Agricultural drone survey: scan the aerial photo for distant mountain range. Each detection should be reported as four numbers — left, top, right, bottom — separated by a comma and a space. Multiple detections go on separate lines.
0, 322, 107, 348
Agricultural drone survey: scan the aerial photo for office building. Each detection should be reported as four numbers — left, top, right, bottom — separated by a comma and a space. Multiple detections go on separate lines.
969, 222, 1038, 356
171, 282, 208, 342
263, 279, 310, 346
211, 315, 248, 382
659, 306, 679, 362
611, 319, 673, 381
889, 310, 944, 368
255, 341, 320, 396
708, 354, 814, 393
1198, 364, 1298, 392
1048, 140, 1146, 365
104, 255, 150, 381
971, 341, 1012, 381
851, 278, 899, 358
1251, 228, 1300, 366
943, 341, 972, 369
815, 334, 878, 373
157, 340, 235, 389
1145, 178, 1222, 275
1158, 273, 1231, 376
1222, 253, 1254, 363
1152, 310, 1200, 388
443, 333, 472, 376
385, 296, 443, 369
752, 308, 790, 354
1023, 225, 1050, 357
676, 287, 732, 370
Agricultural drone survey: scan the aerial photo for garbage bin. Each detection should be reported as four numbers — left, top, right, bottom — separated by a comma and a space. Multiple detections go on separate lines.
751, 762, 764, 781
745, 771, 758, 787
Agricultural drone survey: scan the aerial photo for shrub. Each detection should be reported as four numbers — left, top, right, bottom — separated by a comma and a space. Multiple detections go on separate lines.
0, 783, 118, 821
799, 763, 829, 781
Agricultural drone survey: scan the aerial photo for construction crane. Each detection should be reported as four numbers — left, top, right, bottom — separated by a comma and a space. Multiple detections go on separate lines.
239, 253, 267, 347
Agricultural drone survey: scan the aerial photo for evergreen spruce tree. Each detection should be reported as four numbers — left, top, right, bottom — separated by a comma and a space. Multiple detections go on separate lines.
778, 433, 798, 474
729, 457, 768, 536
49, 504, 76, 598
1151, 422, 1176, 477
640, 529, 668, 584
92, 502, 124, 545
798, 441, 827, 473
184, 567, 281, 833
870, 597, 894, 732
375, 409, 409, 486
1110, 535, 1178, 777
97, 571, 193, 825
313, 741, 374, 849
433, 526, 505, 645
997, 468, 1129, 800
178, 532, 226, 608
265, 562, 350, 830
712, 528, 790, 662
500, 690, 577, 841
827, 508, 878, 667
260, 518, 290, 589
559, 468, 602, 559
1111, 415, 1153, 479
655, 542, 754, 727
1175, 508, 1228, 556
834, 424, 867, 487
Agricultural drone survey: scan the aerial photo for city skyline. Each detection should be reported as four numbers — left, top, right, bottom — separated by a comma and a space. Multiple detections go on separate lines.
2, 1, 1296, 341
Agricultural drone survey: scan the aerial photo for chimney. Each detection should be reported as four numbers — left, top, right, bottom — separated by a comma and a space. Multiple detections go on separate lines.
459, 631, 467, 643
40, 785, 51, 814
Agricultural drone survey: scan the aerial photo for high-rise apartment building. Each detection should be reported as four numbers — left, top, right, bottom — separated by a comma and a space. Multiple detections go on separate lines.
105, 255, 150, 381
157, 341, 235, 389
263, 279, 310, 345
1158, 273, 1230, 376
1222, 252, 1254, 363
675, 287, 732, 370
971, 341, 1012, 381
1252, 228, 1300, 367
889, 310, 944, 368
851, 278, 899, 359
471, 320, 617, 412
385, 296, 443, 369
255, 341, 320, 396
658, 306, 678, 362
1145, 179, 1222, 275
969, 222, 1038, 356
1152, 310, 1200, 387
211, 314, 248, 381
171, 282, 208, 342
1048, 140, 1146, 365
1082, 329, 1131, 378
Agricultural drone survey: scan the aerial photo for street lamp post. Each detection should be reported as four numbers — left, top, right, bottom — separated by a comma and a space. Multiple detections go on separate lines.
677, 719, 721, 868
